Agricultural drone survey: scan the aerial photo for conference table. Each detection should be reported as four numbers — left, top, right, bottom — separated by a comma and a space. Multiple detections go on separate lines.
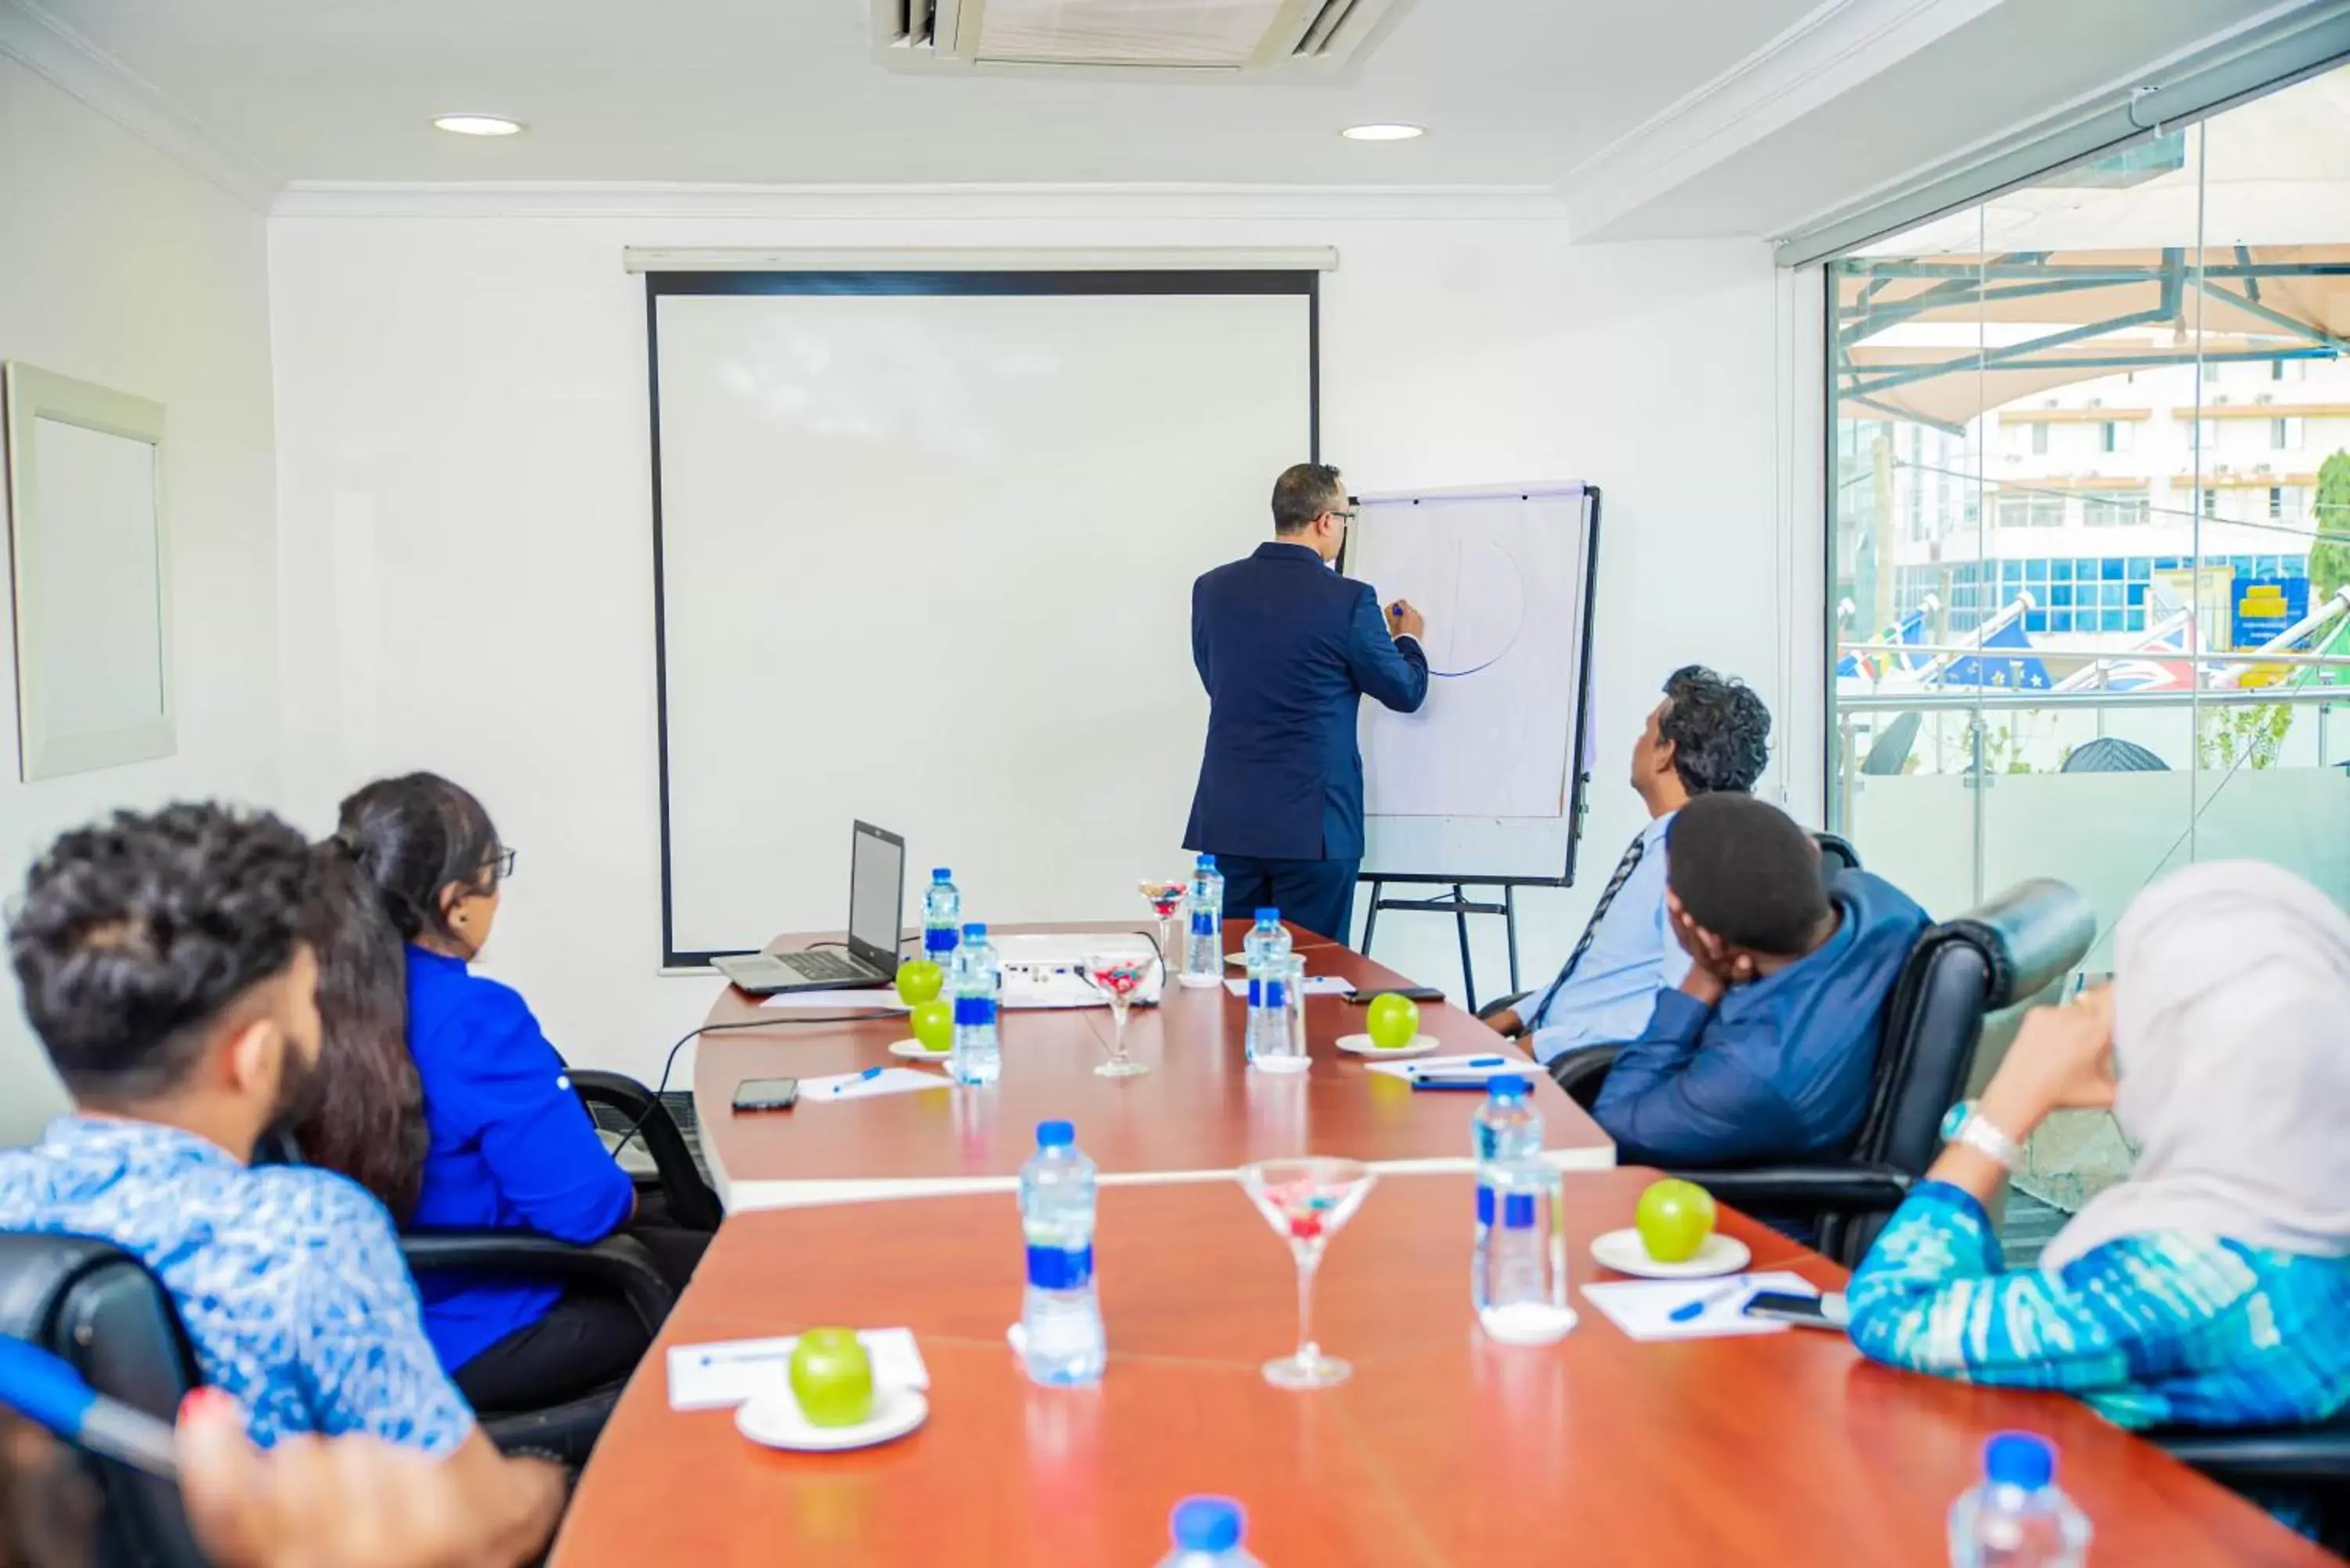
691, 920, 1614, 1210
551, 1166, 2328, 1567
540, 919, 2334, 1566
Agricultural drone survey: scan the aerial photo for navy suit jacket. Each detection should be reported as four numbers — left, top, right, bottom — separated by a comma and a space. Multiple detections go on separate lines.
1184, 541, 1430, 862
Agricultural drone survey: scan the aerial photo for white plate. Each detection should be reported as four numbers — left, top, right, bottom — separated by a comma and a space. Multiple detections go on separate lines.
888, 1039, 953, 1061
736, 1384, 929, 1452
1335, 1033, 1440, 1059
1226, 952, 1249, 966
1589, 1227, 1752, 1280
1249, 1054, 1313, 1074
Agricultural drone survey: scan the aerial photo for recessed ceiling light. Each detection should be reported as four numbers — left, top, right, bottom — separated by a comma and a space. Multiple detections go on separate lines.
1341, 123, 1425, 142
432, 114, 524, 137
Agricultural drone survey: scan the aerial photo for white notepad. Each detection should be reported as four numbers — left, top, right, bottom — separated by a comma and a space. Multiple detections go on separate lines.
1579, 1271, 1818, 1342
667, 1328, 930, 1411
799, 1066, 951, 1102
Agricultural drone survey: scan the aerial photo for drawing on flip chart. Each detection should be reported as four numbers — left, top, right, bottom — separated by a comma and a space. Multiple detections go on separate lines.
1351, 491, 1589, 826
1422, 536, 1528, 678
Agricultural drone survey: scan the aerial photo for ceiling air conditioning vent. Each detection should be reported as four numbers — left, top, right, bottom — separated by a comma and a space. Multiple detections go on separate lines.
873, 0, 1416, 78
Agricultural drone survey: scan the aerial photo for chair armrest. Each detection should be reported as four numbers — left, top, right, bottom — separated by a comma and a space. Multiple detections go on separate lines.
2149, 1419, 2350, 1485
400, 1231, 676, 1335
1667, 1164, 1914, 1214
571, 1069, 722, 1232
1475, 992, 1532, 1024
1546, 1045, 1622, 1110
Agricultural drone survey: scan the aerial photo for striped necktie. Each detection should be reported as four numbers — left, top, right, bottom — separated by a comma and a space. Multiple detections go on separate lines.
1530, 833, 1648, 1023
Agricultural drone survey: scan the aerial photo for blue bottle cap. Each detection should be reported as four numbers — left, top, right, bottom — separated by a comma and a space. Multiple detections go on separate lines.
1256, 908, 1280, 922
1036, 1119, 1075, 1148
1196, 853, 1217, 869
1487, 1074, 1531, 1098
931, 867, 952, 881
962, 923, 987, 940
1170, 1497, 1243, 1552
1984, 1432, 2054, 1491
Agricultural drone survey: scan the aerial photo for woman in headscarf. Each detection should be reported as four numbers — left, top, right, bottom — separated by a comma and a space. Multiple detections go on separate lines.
1846, 860, 2350, 1433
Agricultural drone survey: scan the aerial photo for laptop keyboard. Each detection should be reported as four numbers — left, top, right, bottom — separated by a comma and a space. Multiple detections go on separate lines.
786, 948, 870, 984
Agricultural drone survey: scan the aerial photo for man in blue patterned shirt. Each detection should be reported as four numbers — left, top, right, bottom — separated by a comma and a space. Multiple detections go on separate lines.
0, 804, 562, 1548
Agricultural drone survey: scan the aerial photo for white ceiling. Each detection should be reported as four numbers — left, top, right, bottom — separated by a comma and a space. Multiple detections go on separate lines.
1, 0, 2308, 243
18, 0, 1822, 188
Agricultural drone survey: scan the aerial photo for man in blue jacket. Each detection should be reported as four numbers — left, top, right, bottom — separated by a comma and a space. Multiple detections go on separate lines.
1184, 462, 1430, 942
1593, 791, 1930, 1171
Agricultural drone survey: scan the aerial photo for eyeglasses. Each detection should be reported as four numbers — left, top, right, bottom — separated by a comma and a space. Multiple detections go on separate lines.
1330, 508, 1360, 524
486, 847, 518, 881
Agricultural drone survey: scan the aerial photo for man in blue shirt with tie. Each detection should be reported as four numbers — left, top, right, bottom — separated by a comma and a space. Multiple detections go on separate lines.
1486, 665, 1772, 1080
1184, 462, 1430, 942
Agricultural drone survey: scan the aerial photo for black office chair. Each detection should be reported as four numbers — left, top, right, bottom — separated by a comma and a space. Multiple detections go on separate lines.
1552, 877, 2094, 1266
396, 1229, 676, 1465
0, 1232, 206, 1568
395, 1068, 704, 1464
1475, 829, 1863, 1026
2151, 1417, 2350, 1548
573, 1069, 722, 1232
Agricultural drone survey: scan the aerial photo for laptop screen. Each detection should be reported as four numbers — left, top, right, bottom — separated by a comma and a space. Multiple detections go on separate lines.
847, 823, 906, 971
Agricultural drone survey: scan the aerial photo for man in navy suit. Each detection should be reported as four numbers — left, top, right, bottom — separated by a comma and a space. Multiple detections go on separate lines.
1183, 463, 1430, 943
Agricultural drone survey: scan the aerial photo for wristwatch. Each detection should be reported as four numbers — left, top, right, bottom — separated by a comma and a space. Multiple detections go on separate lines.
1939, 1100, 2023, 1172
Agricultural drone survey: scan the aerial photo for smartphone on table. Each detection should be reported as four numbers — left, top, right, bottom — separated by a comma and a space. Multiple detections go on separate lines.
1741, 1291, 1849, 1330
730, 1077, 800, 1114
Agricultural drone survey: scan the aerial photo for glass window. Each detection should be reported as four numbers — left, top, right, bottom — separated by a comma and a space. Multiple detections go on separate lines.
2084, 490, 2146, 528
1828, 64, 2350, 953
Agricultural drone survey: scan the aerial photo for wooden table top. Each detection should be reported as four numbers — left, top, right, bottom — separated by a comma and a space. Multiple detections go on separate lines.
692, 921, 1613, 1209
552, 1167, 2325, 1568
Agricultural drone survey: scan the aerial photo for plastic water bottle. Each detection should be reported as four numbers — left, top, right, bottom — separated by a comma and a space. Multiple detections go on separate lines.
1472, 1075, 1544, 1314
1018, 1120, 1105, 1387
1950, 1433, 2092, 1567
1242, 910, 1289, 989
921, 869, 961, 970
1240, 912, 1292, 1063
1181, 854, 1225, 987
1245, 955, 1300, 1066
1155, 1497, 1264, 1568
948, 923, 1001, 1087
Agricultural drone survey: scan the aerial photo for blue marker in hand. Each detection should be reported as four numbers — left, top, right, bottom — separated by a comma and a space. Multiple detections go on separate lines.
0, 1335, 180, 1478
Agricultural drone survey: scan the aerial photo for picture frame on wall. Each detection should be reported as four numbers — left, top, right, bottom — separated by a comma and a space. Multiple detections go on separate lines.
2, 362, 175, 782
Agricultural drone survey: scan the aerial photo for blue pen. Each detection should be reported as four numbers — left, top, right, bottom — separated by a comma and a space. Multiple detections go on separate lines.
0, 1335, 179, 1479
830, 1065, 886, 1098
1403, 1056, 1508, 1078
1668, 1276, 1752, 1324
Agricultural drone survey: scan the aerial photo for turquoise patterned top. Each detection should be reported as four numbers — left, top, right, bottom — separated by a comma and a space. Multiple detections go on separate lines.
0, 1117, 474, 1454
1848, 1180, 2350, 1431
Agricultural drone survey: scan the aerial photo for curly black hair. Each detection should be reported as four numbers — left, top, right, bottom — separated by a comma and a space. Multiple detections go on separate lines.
1659, 665, 1772, 797
8, 803, 310, 1100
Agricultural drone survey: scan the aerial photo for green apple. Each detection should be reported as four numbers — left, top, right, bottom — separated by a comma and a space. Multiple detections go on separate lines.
1364, 992, 1421, 1050
909, 998, 953, 1053
895, 959, 945, 1006
789, 1328, 875, 1429
1634, 1178, 1718, 1264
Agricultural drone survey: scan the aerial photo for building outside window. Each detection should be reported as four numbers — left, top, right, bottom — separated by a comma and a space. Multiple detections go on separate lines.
1827, 56, 2350, 1050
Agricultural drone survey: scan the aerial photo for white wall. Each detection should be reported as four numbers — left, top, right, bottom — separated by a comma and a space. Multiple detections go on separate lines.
0, 58, 281, 1140
269, 190, 1805, 1078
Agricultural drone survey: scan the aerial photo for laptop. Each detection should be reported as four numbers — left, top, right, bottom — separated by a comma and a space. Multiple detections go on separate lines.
712, 822, 906, 995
